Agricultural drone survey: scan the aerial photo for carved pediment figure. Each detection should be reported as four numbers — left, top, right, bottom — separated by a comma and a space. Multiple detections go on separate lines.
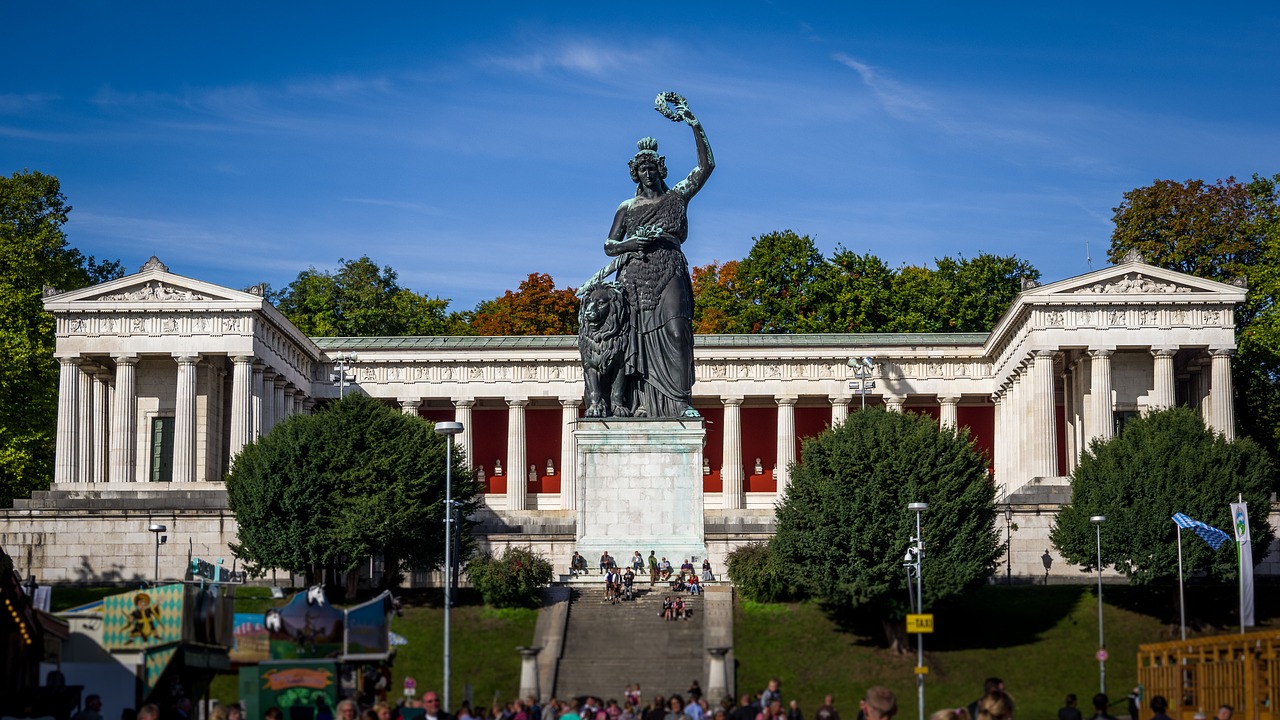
95, 281, 212, 302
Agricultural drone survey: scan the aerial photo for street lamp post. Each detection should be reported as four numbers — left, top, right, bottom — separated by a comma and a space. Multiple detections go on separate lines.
1091, 515, 1107, 694
846, 357, 876, 410
1004, 506, 1014, 585
434, 421, 464, 713
148, 524, 167, 582
905, 502, 928, 720
330, 353, 357, 398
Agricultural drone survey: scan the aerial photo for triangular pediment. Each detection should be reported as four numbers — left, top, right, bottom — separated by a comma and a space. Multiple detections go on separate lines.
1023, 258, 1247, 298
44, 257, 267, 308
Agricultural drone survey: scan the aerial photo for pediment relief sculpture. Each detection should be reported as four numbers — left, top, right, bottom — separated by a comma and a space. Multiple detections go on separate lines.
94, 280, 212, 302
1072, 273, 1191, 295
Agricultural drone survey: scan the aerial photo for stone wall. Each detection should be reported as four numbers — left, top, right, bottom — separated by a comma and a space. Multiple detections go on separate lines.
4, 489, 1277, 587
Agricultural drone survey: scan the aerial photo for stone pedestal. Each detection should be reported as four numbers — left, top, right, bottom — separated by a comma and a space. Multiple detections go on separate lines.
573, 418, 707, 565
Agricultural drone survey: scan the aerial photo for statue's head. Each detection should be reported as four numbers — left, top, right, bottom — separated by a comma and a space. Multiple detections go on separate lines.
628, 137, 668, 186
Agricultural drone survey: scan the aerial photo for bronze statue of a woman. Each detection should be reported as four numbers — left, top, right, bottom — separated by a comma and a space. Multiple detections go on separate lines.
578, 93, 714, 419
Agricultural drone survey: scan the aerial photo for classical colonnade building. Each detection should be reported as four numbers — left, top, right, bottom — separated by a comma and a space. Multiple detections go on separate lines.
6, 252, 1266, 583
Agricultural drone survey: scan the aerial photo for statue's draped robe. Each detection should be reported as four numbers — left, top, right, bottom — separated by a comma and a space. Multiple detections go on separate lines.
616, 188, 695, 417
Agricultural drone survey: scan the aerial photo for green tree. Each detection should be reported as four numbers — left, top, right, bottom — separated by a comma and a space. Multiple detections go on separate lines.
226, 393, 480, 589
816, 249, 895, 333
0, 170, 122, 506
768, 408, 1000, 648
734, 230, 830, 333
1050, 408, 1275, 584
469, 272, 579, 335
466, 546, 556, 608
1110, 174, 1280, 454
272, 256, 455, 336
933, 254, 1040, 332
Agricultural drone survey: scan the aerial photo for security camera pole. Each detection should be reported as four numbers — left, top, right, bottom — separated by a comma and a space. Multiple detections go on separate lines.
905, 502, 928, 720
847, 357, 876, 410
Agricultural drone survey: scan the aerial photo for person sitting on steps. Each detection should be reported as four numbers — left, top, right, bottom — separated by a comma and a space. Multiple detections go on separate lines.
571, 552, 588, 576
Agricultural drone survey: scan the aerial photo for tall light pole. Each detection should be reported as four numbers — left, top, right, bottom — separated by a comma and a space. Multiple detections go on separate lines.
434, 421, 463, 713
148, 524, 167, 582
1004, 506, 1014, 585
1091, 515, 1107, 694
906, 502, 928, 720
847, 357, 876, 410
330, 353, 357, 398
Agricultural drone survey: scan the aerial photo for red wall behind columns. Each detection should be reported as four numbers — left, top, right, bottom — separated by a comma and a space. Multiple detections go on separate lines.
525, 408, 561, 495
794, 407, 829, 465
1056, 403, 1067, 476
471, 407, 507, 495
420, 407, 453, 424
957, 405, 995, 475
695, 405, 724, 493
741, 407, 777, 493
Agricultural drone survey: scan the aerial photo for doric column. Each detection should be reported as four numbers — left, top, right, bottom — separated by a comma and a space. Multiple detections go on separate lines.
1150, 348, 1177, 411
453, 400, 475, 467
1209, 349, 1235, 440
77, 364, 94, 483
92, 369, 110, 483
1088, 349, 1114, 444
560, 398, 580, 511
1009, 373, 1024, 482
721, 398, 744, 510
885, 396, 905, 413
399, 398, 421, 416
283, 386, 298, 420
938, 396, 960, 430
109, 355, 138, 483
1062, 367, 1076, 473
172, 354, 199, 483
830, 396, 851, 427
775, 397, 797, 496
229, 356, 254, 461
273, 376, 287, 429
1030, 350, 1058, 478
991, 388, 1006, 485
506, 399, 528, 511
54, 355, 80, 484
259, 369, 277, 434
251, 362, 265, 439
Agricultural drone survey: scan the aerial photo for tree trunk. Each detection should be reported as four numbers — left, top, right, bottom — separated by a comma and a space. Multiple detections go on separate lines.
883, 617, 910, 654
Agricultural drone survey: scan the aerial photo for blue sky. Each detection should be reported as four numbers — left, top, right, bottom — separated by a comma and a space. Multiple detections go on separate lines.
5, 3, 1279, 310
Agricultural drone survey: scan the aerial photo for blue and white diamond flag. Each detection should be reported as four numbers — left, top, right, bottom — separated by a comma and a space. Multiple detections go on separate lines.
1171, 513, 1232, 551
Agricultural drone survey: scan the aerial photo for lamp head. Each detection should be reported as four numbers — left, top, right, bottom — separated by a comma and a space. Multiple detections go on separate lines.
1090, 515, 1106, 524
434, 421, 464, 436
907, 502, 928, 512
148, 523, 167, 533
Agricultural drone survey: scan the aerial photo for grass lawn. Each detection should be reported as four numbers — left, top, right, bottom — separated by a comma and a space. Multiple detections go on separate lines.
734, 583, 1280, 720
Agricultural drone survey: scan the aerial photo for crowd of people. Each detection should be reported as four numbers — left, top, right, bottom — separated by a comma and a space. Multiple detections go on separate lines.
568, 550, 717, 603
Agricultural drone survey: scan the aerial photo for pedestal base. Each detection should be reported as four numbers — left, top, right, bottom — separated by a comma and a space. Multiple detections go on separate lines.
573, 418, 707, 565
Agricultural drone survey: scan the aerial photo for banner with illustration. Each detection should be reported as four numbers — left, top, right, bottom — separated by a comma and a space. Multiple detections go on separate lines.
102, 584, 185, 649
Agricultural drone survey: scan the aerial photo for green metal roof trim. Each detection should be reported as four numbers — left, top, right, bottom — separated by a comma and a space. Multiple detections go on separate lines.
312, 332, 990, 351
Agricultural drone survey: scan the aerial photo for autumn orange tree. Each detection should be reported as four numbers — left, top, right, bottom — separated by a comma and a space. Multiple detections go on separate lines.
469, 272, 579, 335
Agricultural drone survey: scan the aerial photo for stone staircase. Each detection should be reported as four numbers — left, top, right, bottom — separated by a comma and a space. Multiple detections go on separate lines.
554, 581, 705, 701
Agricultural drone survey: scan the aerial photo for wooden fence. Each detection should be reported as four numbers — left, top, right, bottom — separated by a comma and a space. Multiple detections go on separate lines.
1137, 630, 1280, 720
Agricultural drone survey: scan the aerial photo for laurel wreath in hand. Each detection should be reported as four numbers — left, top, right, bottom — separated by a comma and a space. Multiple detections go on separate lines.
655, 92, 690, 123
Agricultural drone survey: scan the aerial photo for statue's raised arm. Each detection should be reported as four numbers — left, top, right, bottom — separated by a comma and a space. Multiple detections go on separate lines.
656, 92, 715, 200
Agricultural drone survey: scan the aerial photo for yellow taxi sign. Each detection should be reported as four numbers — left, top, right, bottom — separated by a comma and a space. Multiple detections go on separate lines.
906, 614, 934, 633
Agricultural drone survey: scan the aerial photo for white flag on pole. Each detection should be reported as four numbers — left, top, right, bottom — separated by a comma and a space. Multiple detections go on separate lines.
1230, 501, 1254, 628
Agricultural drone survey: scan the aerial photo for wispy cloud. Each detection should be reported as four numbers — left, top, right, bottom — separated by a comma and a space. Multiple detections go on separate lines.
832, 52, 935, 121
0, 92, 59, 114
482, 41, 646, 78
340, 197, 441, 214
